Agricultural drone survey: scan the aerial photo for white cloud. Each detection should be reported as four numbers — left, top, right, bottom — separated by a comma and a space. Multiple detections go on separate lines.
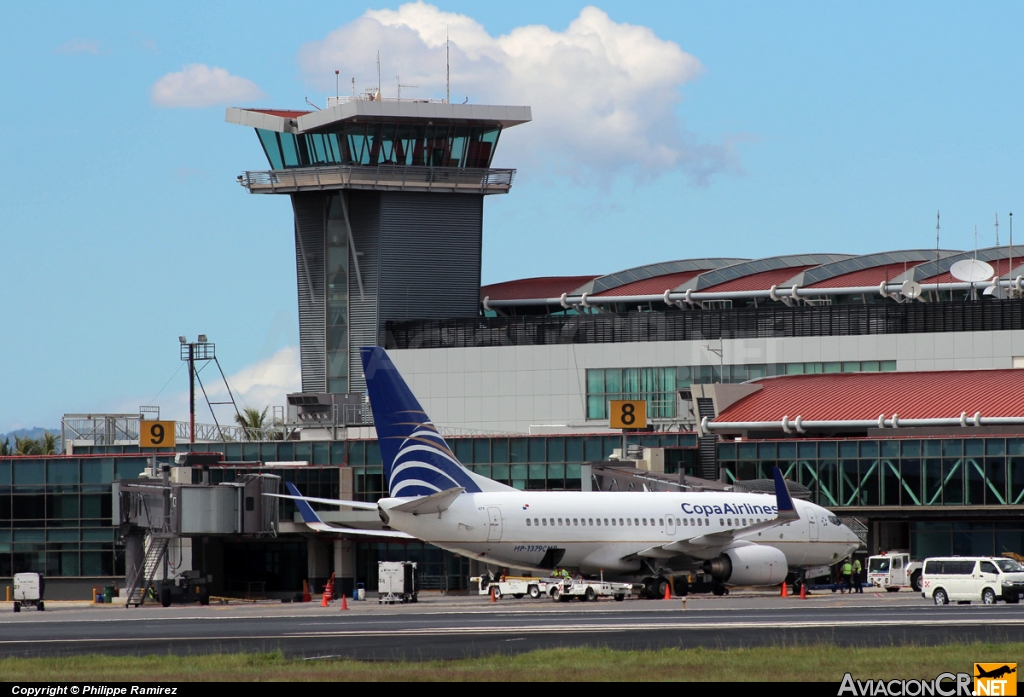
298, 3, 740, 184
151, 64, 265, 108
128, 346, 301, 426
56, 39, 101, 55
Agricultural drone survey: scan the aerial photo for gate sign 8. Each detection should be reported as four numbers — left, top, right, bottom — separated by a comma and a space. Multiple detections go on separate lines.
140, 420, 176, 448
609, 400, 647, 430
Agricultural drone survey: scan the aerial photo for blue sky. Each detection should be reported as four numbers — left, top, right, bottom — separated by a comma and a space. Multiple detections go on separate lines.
3, 2, 1023, 432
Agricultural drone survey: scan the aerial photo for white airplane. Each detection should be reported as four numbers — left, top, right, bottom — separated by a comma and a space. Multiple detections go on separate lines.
274, 347, 861, 597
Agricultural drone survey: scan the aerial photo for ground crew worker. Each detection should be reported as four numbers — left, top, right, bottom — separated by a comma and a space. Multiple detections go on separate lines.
841, 558, 853, 593
852, 557, 863, 593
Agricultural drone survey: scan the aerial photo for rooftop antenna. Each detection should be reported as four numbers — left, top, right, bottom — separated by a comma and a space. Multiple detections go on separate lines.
304, 96, 321, 111
995, 213, 1000, 247
446, 26, 450, 104
397, 75, 418, 101
935, 210, 940, 301
1011, 212, 1014, 292
377, 50, 381, 98
351, 77, 356, 98
974, 224, 978, 260
335, 70, 340, 101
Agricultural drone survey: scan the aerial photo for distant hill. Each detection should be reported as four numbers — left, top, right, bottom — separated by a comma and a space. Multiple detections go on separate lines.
0, 427, 61, 452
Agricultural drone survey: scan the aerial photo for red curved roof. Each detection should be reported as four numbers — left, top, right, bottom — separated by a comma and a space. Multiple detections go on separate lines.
703, 265, 816, 292
807, 262, 921, 289
481, 276, 596, 301
922, 258, 1017, 284
592, 270, 707, 297
718, 369, 1024, 422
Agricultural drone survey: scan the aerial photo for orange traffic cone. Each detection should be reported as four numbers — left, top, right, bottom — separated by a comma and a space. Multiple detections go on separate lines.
663, 582, 672, 600
321, 593, 328, 607
341, 594, 348, 611
781, 582, 788, 597
490, 586, 497, 602
799, 583, 807, 600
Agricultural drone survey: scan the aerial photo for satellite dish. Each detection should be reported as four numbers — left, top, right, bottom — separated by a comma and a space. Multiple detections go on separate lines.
950, 259, 995, 282
901, 280, 922, 299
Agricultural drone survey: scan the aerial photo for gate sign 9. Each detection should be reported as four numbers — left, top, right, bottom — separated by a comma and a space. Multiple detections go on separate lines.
140, 420, 176, 448
609, 400, 647, 430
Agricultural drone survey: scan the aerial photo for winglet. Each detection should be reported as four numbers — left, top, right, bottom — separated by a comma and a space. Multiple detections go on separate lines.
772, 466, 799, 520
286, 482, 324, 525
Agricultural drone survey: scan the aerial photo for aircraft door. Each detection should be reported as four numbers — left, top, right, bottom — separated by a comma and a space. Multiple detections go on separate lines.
809, 514, 819, 541
487, 507, 503, 542
665, 513, 676, 536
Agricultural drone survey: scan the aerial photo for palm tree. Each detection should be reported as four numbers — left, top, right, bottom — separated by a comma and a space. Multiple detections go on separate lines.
234, 406, 269, 441
40, 432, 59, 454
14, 435, 41, 455
0, 437, 10, 456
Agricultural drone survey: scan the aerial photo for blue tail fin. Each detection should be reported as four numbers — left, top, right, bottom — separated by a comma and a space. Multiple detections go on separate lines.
286, 482, 323, 524
771, 466, 799, 520
360, 346, 513, 497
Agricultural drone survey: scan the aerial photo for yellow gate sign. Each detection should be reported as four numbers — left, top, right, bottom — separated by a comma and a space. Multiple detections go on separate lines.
139, 420, 176, 448
609, 400, 647, 429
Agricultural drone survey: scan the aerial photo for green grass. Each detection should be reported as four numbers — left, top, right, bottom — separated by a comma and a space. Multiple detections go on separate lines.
1, 643, 1020, 681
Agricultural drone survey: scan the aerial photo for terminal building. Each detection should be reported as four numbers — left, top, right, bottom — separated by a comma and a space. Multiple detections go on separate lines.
3, 92, 1024, 598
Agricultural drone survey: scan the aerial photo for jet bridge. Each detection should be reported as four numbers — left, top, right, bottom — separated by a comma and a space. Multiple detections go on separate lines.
113, 463, 280, 606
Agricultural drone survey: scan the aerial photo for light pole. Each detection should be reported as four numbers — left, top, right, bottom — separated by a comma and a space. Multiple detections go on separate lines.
179, 335, 211, 443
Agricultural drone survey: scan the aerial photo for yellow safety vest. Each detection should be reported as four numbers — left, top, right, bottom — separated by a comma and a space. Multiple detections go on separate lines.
842, 563, 852, 575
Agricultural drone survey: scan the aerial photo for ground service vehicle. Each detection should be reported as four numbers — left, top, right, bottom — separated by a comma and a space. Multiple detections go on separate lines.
471, 575, 556, 599
550, 577, 633, 602
867, 551, 923, 592
378, 561, 418, 604
921, 556, 1024, 605
13, 573, 43, 612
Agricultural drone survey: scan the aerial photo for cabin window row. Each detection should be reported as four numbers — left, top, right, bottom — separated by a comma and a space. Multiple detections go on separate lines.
525, 516, 708, 528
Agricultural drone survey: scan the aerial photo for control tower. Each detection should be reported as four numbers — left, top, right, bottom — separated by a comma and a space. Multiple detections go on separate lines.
227, 96, 531, 411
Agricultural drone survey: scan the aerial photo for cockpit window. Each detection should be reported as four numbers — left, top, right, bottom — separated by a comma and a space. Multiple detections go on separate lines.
828, 516, 841, 526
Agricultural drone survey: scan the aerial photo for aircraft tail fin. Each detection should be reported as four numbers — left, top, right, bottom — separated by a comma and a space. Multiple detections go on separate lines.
360, 347, 514, 497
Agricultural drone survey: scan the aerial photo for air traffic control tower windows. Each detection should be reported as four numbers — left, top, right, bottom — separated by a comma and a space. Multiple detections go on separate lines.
256, 123, 502, 169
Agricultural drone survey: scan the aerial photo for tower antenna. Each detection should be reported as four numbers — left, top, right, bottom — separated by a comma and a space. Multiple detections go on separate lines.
446, 26, 451, 104
1010, 212, 1014, 293
377, 50, 381, 98
935, 210, 940, 301
397, 75, 418, 101
995, 213, 1000, 247
335, 70, 339, 101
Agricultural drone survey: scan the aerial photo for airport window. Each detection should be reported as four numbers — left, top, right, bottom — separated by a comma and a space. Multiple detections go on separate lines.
697, 519, 703, 526
573, 518, 578, 526
588, 518, 594, 525
586, 361, 897, 420
558, 518, 563, 526
659, 518, 664, 526
526, 518, 531, 526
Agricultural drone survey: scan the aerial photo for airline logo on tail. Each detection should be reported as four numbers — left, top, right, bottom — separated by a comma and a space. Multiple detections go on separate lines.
361, 347, 513, 497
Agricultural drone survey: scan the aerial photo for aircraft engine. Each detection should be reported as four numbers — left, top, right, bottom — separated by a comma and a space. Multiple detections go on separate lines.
702, 545, 788, 586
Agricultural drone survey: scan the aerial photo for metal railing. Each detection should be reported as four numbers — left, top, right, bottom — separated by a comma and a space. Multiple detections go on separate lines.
385, 298, 1024, 350
62, 414, 286, 445
240, 165, 516, 195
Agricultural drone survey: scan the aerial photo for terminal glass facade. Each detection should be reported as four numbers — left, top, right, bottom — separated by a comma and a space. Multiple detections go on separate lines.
586, 361, 897, 420
257, 123, 502, 170
718, 437, 1024, 508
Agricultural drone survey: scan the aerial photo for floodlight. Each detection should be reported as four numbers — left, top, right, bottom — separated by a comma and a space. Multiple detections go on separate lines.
198, 334, 208, 343
179, 336, 187, 344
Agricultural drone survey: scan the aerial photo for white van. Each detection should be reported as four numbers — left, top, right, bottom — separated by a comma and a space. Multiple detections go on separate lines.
921, 556, 1024, 605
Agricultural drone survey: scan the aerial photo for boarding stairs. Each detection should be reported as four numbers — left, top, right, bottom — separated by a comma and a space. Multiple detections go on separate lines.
125, 532, 170, 607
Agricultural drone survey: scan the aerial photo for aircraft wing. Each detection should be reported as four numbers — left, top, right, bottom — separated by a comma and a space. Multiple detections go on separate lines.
264, 492, 379, 511
272, 482, 415, 539
636, 466, 800, 559
301, 521, 415, 538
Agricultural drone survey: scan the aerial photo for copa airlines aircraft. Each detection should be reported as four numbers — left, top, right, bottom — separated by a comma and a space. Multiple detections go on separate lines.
277, 347, 860, 596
